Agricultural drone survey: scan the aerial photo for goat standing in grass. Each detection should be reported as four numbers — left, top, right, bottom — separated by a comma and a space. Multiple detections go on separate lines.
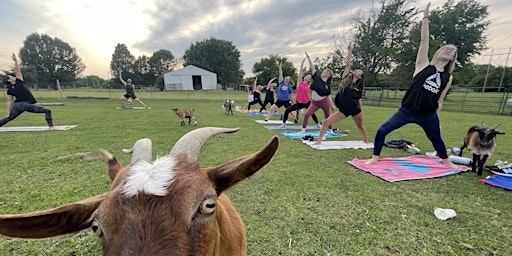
223, 100, 234, 115
458, 124, 505, 175
0, 127, 279, 255
172, 108, 198, 126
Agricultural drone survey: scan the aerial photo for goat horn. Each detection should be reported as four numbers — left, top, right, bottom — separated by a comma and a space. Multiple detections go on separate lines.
122, 138, 153, 164
491, 124, 501, 129
170, 127, 240, 161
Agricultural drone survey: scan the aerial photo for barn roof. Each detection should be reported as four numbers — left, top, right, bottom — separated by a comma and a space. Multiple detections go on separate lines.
165, 65, 216, 76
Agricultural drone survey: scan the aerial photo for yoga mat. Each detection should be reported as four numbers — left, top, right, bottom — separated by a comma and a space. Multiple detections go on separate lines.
479, 174, 512, 190
255, 120, 293, 124
280, 131, 346, 139
0, 125, 77, 132
348, 155, 469, 182
264, 125, 320, 130
36, 103, 65, 106
303, 140, 374, 150
117, 106, 151, 110
245, 112, 280, 116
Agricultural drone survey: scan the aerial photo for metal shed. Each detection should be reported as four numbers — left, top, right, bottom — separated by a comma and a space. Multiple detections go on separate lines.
163, 65, 218, 91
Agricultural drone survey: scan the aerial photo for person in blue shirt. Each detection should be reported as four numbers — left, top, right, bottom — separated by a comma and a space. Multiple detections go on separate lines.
263, 63, 294, 121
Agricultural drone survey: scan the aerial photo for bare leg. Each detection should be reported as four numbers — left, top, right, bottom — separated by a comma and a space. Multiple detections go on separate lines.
135, 98, 147, 107
312, 112, 344, 145
120, 96, 126, 107
352, 113, 369, 143
265, 104, 278, 121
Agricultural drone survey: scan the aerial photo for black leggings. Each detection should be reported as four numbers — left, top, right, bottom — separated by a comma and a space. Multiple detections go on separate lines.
0, 102, 53, 127
248, 98, 263, 110
283, 101, 318, 123
260, 98, 274, 112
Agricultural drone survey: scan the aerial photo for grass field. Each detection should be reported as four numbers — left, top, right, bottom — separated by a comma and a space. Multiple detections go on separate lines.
0, 89, 511, 255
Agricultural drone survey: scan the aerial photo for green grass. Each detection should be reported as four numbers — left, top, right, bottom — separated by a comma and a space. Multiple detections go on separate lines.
0, 89, 511, 255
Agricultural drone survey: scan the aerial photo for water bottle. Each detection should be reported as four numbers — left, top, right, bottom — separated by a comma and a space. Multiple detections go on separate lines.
448, 155, 472, 165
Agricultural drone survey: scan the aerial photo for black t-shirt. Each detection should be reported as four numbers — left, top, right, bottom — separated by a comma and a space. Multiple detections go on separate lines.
310, 73, 331, 96
7, 78, 37, 104
335, 80, 364, 110
401, 65, 450, 114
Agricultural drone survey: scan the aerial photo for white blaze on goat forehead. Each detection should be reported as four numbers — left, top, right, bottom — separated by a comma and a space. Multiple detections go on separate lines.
122, 156, 177, 197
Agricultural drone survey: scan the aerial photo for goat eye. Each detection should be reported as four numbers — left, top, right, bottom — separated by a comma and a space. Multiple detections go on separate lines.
91, 220, 103, 237
200, 198, 216, 214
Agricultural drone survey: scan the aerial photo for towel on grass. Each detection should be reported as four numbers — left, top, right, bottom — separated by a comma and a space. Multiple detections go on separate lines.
255, 120, 293, 124
303, 140, 374, 150
479, 174, 512, 190
280, 131, 346, 139
348, 155, 469, 182
0, 125, 77, 132
117, 106, 150, 110
264, 125, 320, 130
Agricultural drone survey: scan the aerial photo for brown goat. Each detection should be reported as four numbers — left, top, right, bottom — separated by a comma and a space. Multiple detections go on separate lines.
223, 100, 234, 115
458, 124, 505, 175
172, 108, 198, 126
0, 127, 279, 256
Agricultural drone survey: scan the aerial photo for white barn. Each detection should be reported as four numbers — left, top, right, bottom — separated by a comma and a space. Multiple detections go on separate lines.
163, 65, 218, 91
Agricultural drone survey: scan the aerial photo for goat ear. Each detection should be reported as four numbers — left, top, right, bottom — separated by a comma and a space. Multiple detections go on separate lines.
204, 136, 279, 195
0, 193, 106, 239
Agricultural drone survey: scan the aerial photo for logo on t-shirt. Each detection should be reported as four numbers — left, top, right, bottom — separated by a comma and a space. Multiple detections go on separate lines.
423, 72, 441, 94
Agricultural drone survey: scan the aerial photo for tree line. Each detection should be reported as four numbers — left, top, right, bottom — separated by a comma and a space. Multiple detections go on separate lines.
1, 0, 509, 91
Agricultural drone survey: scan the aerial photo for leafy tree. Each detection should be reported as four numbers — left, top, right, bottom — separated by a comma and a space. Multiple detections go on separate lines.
252, 55, 297, 86
351, 0, 416, 87
183, 37, 244, 87
149, 49, 176, 75
132, 55, 152, 86
19, 33, 85, 89
110, 43, 135, 85
393, 0, 490, 88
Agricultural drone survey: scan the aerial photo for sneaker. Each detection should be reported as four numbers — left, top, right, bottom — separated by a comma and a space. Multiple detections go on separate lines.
279, 124, 286, 128
297, 129, 306, 134
316, 123, 322, 128
263, 119, 268, 122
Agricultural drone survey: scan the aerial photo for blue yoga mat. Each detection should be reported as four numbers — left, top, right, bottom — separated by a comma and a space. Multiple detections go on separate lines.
480, 174, 512, 190
264, 125, 320, 130
279, 131, 346, 139
245, 112, 280, 116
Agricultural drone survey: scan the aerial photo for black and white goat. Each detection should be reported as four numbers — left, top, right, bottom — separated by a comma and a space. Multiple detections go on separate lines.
458, 124, 505, 175
223, 100, 234, 115
172, 108, 198, 126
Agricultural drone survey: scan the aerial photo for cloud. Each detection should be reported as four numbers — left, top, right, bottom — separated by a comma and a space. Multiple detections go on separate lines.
0, 0, 510, 78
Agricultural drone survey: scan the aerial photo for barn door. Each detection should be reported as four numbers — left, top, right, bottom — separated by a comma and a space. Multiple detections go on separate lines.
192, 76, 202, 90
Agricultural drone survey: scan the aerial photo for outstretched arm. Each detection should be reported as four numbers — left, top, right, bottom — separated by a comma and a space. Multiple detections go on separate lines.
266, 77, 276, 89
119, 73, 127, 87
253, 75, 258, 91
341, 44, 353, 79
415, 3, 431, 76
299, 58, 306, 82
12, 53, 23, 81
305, 52, 316, 75
278, 63, 284, 83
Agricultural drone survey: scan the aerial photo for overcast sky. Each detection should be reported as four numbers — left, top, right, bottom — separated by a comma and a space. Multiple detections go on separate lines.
0, 0, 510, 79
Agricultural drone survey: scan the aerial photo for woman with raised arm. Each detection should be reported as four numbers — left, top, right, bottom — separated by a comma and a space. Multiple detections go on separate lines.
263, 63, 294, 122
247, 75, 263, 111
365, 3, 459, 169
298, 52, 335, 134
259, 77, 277, 112
280, 57, 320, 128
312, 44, 369, 144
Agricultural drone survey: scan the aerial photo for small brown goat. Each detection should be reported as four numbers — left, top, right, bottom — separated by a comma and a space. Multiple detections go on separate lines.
223, 100, 234, 115
0, 127, 280, 255
172, 108, 198, 126
458, 124, 505, 175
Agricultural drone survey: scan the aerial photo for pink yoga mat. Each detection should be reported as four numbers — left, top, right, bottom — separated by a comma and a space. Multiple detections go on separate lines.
348, 155, 470, 182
